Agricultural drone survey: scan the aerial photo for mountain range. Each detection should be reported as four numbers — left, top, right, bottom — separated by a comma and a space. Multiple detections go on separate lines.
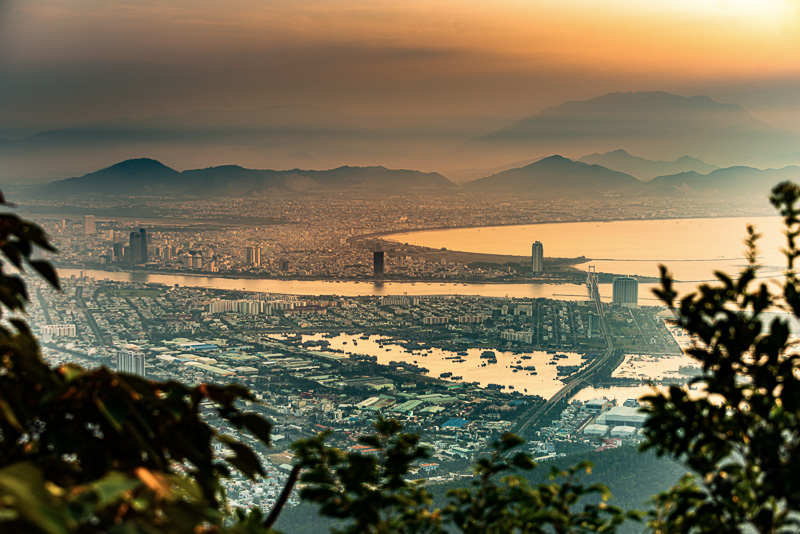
578, 149, 719, 181
40, 156, 800, 200
4, 91, 800, 184
471, 91, 800, 169
42, 159, 457, 197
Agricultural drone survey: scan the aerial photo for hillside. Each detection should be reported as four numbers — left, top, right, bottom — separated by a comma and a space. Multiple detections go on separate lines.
42, 159, 457, 197
462, 155, 641, 195
579, 149, 719, 181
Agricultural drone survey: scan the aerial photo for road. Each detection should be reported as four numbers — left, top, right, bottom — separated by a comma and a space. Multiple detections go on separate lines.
75, 286, 109, 347
517, 273, 616, 434
35, 287, 53, 325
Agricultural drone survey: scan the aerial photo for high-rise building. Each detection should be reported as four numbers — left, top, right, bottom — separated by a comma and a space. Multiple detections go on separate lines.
612, 276, 638, 308
373, 251, 385, 277
245, 245, 261, 266
139, 228, 148, 262
129, 232, 143, 266
83, 215, 96, 235
117, 350, 146, 377
587, 312, 599, 338
128, 228, 149, 265
531, 241, 544, 273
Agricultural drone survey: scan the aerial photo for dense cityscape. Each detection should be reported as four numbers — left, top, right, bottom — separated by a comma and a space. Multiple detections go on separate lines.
3, 1, 798, 530
28, 263, 692, 512
21, 193, 771, 283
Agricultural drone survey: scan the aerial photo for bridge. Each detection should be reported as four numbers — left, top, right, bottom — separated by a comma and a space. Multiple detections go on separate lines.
517, 266, 617, 435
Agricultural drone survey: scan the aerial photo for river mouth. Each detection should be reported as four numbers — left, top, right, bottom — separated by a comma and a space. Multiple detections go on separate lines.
385, 215, 785, 282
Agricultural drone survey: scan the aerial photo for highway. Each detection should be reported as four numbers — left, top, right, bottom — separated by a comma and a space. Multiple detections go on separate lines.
517, 271, 617, 435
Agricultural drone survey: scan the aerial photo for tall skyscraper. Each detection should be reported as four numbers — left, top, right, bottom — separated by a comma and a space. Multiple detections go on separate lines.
129, 232, 143, 266
139, 228, 148, 262
612, 276, 638, 308
373, 250, 385, 277
83, 215, 96, 235
245, 245, 261, 266
587, 312, 599, 338
531, 241, 544, 273
117, 350, 146, 377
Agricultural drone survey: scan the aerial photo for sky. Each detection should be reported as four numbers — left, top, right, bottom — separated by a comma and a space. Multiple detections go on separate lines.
0, 0, 799, 136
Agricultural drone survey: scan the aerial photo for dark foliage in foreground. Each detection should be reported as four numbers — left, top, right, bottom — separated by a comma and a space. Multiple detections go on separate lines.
3, 182, 800, 532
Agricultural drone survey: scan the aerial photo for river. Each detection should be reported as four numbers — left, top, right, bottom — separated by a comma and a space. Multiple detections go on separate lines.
60, 214, 786, 304
271, 332, 588, 398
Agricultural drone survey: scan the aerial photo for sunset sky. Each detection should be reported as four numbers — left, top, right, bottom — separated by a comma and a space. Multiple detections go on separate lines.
1, 0, 798, 135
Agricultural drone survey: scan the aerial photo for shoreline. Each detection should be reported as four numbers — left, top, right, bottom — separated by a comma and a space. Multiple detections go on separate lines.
360, 212, 774, 242
54, 264, 661, 285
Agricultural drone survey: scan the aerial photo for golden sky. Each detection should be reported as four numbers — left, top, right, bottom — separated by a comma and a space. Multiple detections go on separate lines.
1, 0, 798, 131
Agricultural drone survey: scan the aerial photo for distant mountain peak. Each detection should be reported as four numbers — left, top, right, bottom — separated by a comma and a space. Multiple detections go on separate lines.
535, 154, 573, 165
463, 153, 640, 195
107, 157, 172, 170
577, 149, 719, 181
470, 91, 797, 169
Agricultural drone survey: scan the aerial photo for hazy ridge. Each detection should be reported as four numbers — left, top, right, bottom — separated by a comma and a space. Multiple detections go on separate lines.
42, 155, 800, 200
6, 91, 800, 185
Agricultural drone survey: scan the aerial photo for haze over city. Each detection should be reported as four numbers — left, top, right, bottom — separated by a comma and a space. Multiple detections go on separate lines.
1, 2, 800, 532
1, 0, 799, 180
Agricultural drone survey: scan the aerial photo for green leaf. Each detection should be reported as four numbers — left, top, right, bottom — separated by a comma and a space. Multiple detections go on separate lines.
240, 413, 272, 445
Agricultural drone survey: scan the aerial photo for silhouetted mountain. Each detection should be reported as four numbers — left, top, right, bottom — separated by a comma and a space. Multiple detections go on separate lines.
579, 149, 718, 181
472, 92, 800, 168
462, 155, 641, 194
41, 159, 456, 197
0, 107, 509, 184
44, 159, 181, 195
643, 166, 800, 197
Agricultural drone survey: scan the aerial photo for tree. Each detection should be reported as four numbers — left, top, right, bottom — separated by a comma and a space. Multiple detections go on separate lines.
0, 193, 277, 533
291, 420, 634, 533
7, 181, 800, 533
642, 181, 800, 533
291, 181, 800, 532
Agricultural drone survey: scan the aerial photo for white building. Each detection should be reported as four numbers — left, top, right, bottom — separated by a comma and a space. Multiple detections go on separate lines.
117, 350, 146, 377
40, 324, 76, 341
610, 426, 638, 439
597, 406, 647, 428
583, 424, 609, 436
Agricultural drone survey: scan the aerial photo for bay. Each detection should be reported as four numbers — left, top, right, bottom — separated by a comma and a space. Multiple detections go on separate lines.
387, 216, 786, 283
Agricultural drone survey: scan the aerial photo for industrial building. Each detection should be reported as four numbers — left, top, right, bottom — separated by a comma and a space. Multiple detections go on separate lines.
596, 405, 647, 428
